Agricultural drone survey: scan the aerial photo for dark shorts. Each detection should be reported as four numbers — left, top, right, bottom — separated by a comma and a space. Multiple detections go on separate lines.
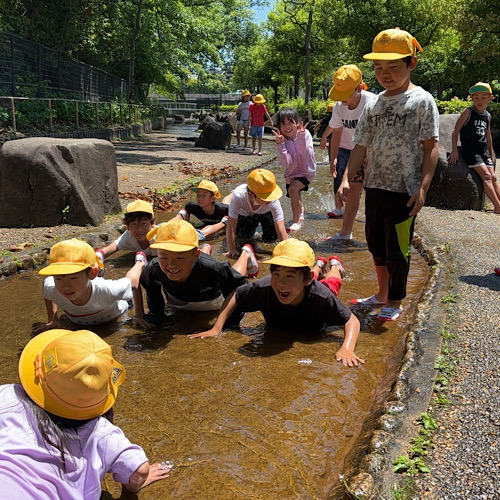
236, 212, 278, 243
285, 177, 310, 198
461, 146, 494, 168
335, 148, 365, 191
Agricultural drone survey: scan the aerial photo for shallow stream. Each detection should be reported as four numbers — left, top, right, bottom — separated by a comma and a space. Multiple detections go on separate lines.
0, 143, 428, 499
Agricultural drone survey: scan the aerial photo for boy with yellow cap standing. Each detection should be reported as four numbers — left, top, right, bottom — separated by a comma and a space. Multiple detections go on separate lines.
249, 94, 272, 156
175, 179, 232, 241
134, 219, 259, 328
449, 82, 500, 213
338, 28, 439, 322
320, 65, 375, 234
225, 168, 288, 258
37, 238, 146, 330
189, 239, 364, 368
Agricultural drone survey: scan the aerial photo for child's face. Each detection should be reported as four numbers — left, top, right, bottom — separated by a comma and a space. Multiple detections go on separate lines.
242, 95, 250, 101
249, 191, 270, 206
341, 87, 361, 108
127, 216, 154, 243
279, 117, 298, 139
373, 58, 416, 96
53, 269, 93, 305
471, 92, 493, 112
196, 188, 216, 210
157, 248, 200, 282
270, 266, 310, 306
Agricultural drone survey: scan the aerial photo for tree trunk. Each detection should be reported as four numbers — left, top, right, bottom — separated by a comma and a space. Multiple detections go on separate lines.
127, 0, 144, 104
294, 72, 300, 98
303, 8, 313, 104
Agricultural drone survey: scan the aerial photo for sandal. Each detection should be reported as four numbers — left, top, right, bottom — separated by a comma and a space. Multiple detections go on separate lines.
377, 307, 403, 322
349, 295, 386, 306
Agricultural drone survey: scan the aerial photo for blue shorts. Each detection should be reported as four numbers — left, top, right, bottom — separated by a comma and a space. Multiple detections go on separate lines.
250, 126, 264, 138
239, 118, 249, 127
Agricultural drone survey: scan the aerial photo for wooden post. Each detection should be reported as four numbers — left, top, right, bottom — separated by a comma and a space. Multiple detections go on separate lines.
9, 97, 16, 131
48, 99, 53, 133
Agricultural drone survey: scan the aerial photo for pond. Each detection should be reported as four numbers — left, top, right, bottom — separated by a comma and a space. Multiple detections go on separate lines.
0, 147, 428, 499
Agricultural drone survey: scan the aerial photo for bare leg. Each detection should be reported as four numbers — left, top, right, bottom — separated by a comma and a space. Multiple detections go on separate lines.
252, 137, 256, 153
340, 181, 363, 236
235, 124, 242, 146
258, 137, 263, 153
232, 251, 250, 275
243, 126, 249, 148
474, 164, 500, 212
288, 179, 305, 223
488, 166, 500, 205
374, 264, 390, 303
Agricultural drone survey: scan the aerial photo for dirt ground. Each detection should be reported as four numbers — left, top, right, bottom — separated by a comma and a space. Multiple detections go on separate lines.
0, 131, 276, 271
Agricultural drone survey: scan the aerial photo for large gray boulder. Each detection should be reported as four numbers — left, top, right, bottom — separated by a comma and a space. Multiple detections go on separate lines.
0, 137, 121, 227
195, 121, 232, 150
426, 114, 484, 210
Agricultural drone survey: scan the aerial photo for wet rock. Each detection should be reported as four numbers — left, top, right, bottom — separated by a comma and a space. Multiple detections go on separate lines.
347, 472, 374, 500
361, 453, 385, 475
0, 260, 18, 276
368, 430, 391, 453
383, 401, 407, 414
392, 379, 410, 400
378, 414, 401, 432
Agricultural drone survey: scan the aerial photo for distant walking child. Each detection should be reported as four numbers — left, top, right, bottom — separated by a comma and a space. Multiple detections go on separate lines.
189, 238, 365, 368
322, 64, 375, 239
338, 28, 439, 322
234, 89, 252, 149
249, 94, 272, 156
37, 238, 145, 329
175, 180, 232, 241
273, 107, 317, 233
0, 329, 169, 496
449, 82, 500, 213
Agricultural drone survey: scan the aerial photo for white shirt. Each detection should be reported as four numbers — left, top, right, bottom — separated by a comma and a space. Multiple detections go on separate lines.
43, 276, 132, 325
114, 230, 157, 256
228, 184, 284, 222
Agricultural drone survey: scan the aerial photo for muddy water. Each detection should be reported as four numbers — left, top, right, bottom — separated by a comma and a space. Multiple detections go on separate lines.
0, 151, 428, 499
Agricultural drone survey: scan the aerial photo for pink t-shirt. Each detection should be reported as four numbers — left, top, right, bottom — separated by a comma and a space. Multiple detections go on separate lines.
249, 103, 268, 126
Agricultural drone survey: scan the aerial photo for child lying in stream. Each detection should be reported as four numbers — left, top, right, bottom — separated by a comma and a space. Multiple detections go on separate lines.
188, 238, 365, 367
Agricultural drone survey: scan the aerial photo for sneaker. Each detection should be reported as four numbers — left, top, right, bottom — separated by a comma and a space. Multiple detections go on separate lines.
251, 150, 258, 155
495, 267, 500, 276
327, 208, 344, 219
258, 151, 263, 156
299, 207, 305, 221
221, 215, 229, 225
315, 257, 328, 269
242, 244, 259, 278
328, 255, 346, 279
287, 221, 303, 233
135, 251, 148, 266
324, 232, 353, 241
377, 307, 403, 322
233, 144, 241, 149
201, 243, 213, 255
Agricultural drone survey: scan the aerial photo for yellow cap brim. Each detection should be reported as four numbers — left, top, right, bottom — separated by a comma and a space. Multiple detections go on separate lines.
328, 85, 356, 101
262, 255, 311, 268
150, 242, 198, 252
38, 263, 93, 275
18, 329, 124, 420
254, 185, 283, 202
363, 52, 410, 60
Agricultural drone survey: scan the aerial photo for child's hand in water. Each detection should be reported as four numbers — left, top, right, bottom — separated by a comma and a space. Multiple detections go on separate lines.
272, 128, 285, 144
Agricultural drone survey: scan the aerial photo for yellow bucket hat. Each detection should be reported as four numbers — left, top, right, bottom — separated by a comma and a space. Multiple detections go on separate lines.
191, 180, 221, 198
149, 219, 199, 252
19, 329, 126, 420
263, 239, 316, 268
469, 82, 493, 95
39, 239, 102, 275
363, 27, 423, 60
125, 199, 154, 215
241, 89, 252, 97
328, 65, 364, 101
247, 169, 283, 202
253, 94, 266, 104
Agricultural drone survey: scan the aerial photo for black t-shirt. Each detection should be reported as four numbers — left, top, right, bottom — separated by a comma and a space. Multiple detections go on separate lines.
184, 202, 228, 226
140, 252, 246, 317
234, 275, 352, 334
460, 107, 490, 152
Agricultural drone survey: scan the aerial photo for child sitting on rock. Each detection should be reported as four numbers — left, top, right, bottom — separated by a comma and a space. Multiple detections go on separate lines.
189, 238, 364, 368
175, 180, 233, 241
37, 238, 145, 330
133, 219, 259, 328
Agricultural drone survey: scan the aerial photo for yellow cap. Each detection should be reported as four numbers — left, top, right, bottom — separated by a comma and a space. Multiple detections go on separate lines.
125, 199, 154, 215
39, 239, 102, 275
253, 94, 266, 104
469, 82, 493, 95
328, 65, 364, 101
191, 180, 221, 198
247, 169, 283, 202
363, 27, 423, 60
19, 329, 125, 420
242, 89, 252, 97
149, 219, 198, 251
263, 239, 316, 268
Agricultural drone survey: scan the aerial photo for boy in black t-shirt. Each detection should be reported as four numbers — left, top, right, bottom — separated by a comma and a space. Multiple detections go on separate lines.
175, 180, 233, 241
189, 239, 364, 367
133, 219, 259, 328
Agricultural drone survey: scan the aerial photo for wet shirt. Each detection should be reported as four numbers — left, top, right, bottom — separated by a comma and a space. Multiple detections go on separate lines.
183, 201, 228, 226
353, 86, 439, 195
140, 252, 247, 314
228, 184, 284, 222
459, 107, 491, 152
43, 276, 132, 325
0, 384, 147, 500
234, 275, 352, 334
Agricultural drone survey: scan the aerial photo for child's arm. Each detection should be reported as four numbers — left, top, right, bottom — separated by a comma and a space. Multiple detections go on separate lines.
408, 136, 439, 216
200, 220, 226, 239
319, 125, 334, 150
123, 461, 170, 492
33, 297, 60, 333
224, 216, 239, 258
96, 242, 118, 260
336, 312, 365, 367
328, 127, 343, 178
274, 219, 288, 241
486, 115, 496, 164
174, 208, 190, 221
338, 144, 367, 203
449, 109, 469, 164
188, 292, 238, 338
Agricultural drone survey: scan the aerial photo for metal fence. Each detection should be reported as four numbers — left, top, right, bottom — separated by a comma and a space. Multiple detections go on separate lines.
0, 31, 128, 101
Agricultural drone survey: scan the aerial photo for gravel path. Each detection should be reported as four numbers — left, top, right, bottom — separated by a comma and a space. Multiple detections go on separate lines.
413, 207, 500, 499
